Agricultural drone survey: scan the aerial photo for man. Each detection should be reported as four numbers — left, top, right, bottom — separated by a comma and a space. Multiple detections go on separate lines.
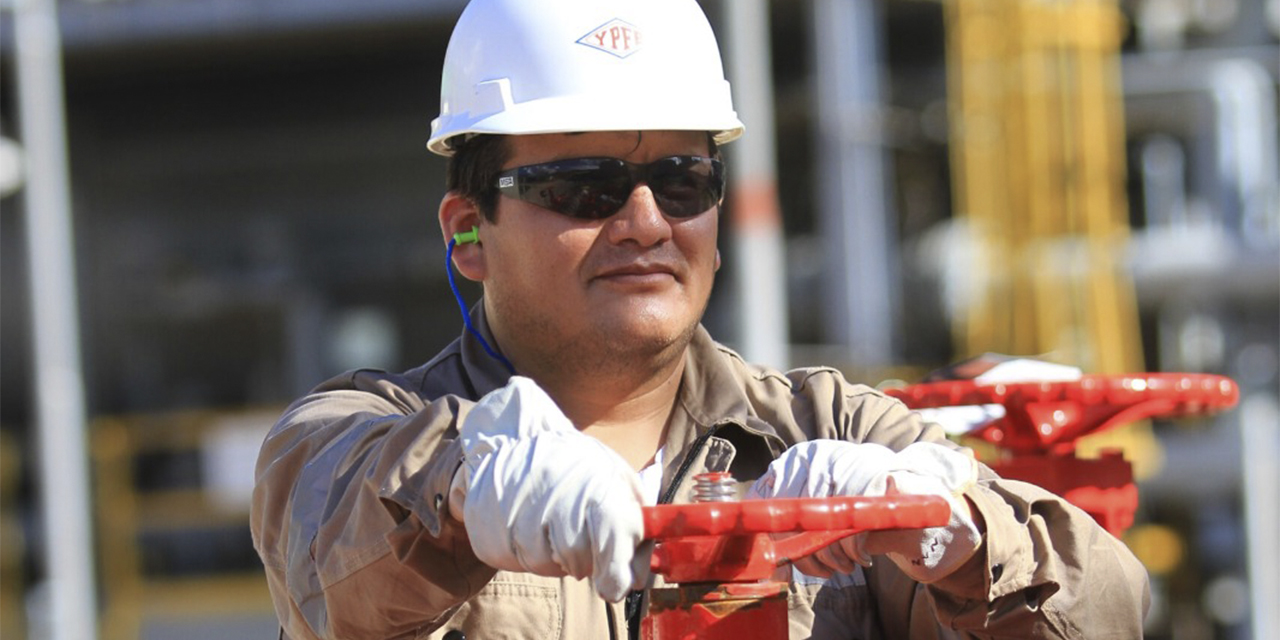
250, 0, 1150, 638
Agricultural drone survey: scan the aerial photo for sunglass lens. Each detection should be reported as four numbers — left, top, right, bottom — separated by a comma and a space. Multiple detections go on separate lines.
530, 159, 631, 219
650, 157, 723, 218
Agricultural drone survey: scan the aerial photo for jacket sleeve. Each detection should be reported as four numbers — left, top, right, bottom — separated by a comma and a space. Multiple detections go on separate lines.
250, 370, 497, 640
836, 380, 1151, 639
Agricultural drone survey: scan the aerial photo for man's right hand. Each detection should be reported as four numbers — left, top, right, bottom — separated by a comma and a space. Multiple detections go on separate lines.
447, 376, 649, 602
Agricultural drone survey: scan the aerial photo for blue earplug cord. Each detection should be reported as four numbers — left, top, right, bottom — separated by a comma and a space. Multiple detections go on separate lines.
447, 233, 516, 375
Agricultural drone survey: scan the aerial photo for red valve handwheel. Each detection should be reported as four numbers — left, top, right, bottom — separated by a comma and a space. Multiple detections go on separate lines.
642, 495, 950, 584
884, 373, 1239, 454
884, 373, 1239, 536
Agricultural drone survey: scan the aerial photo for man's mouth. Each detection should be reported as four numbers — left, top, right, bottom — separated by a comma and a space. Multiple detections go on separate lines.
594, 263, 679, 284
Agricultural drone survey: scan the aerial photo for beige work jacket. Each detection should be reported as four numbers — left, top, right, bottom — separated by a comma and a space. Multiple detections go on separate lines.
251, 309, 1149, 640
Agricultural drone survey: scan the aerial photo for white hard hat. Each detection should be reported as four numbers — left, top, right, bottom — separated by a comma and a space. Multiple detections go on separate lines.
428, 0, 745, 156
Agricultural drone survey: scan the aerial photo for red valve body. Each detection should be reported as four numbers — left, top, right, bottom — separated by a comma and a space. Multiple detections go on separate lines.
642, 583, 788, 640
990, 450, 1138, 536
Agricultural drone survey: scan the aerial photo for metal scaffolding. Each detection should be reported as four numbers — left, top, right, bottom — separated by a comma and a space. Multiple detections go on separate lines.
10, 0, 99, 638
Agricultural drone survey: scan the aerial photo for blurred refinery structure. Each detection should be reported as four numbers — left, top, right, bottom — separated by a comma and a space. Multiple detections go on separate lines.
1, 0, 1277, 638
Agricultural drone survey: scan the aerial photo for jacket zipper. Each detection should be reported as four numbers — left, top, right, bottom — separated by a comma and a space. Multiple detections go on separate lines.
619, 423, 722, 640
659, 423, 721, 505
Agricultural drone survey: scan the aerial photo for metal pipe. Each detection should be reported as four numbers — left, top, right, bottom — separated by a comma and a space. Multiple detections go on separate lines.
723, 0, 790, 369
1124, 52, 1279, 638
12, 0, 100, 637
1140, 135, 1188, 228
1239, 394, 1279, 639
1123, 54, 1279, 247
812, 0, 899, 366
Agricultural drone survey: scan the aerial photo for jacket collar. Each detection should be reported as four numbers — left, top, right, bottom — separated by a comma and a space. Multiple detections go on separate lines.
677, 326, 754, 428
675, 326, 787, 459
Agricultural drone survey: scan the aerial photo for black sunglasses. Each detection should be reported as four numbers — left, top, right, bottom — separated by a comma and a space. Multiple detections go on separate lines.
495, 155, 725, 220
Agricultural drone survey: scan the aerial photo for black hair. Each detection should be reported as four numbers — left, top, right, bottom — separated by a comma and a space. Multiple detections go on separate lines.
445, 134, 511, 222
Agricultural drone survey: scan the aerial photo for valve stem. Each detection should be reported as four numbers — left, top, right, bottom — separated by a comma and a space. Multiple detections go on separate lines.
693, 472, 737, 502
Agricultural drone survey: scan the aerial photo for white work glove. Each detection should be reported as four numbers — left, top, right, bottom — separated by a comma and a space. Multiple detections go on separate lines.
447, 376, 648, 601
747, 440, 982, 583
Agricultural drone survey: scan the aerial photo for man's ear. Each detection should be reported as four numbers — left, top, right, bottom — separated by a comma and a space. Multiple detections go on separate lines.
439, 192, 487, 282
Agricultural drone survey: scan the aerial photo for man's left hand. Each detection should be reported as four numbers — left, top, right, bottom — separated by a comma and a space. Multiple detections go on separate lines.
747, 440, 984, 583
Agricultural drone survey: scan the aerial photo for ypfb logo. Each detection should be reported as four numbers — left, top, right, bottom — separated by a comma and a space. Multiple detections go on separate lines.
576, 19, 643, 58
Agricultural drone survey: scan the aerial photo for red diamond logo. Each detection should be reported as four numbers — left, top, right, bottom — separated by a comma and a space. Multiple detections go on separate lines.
576, 19, 643, 59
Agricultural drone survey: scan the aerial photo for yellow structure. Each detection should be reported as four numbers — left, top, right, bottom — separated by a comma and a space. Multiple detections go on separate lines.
944, 0, 1158, 473
945, 0, 1142, 374
93, 408, 279, 639
1, 431, 26, 640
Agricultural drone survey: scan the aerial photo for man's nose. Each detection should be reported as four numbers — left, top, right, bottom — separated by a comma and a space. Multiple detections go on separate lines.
605, 184, 673, 247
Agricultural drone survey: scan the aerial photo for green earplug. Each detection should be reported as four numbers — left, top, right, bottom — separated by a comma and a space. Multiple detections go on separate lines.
453, 226, 479, 245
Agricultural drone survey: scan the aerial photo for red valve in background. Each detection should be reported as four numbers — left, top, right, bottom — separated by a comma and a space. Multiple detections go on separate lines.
884, 373, 1239, 536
